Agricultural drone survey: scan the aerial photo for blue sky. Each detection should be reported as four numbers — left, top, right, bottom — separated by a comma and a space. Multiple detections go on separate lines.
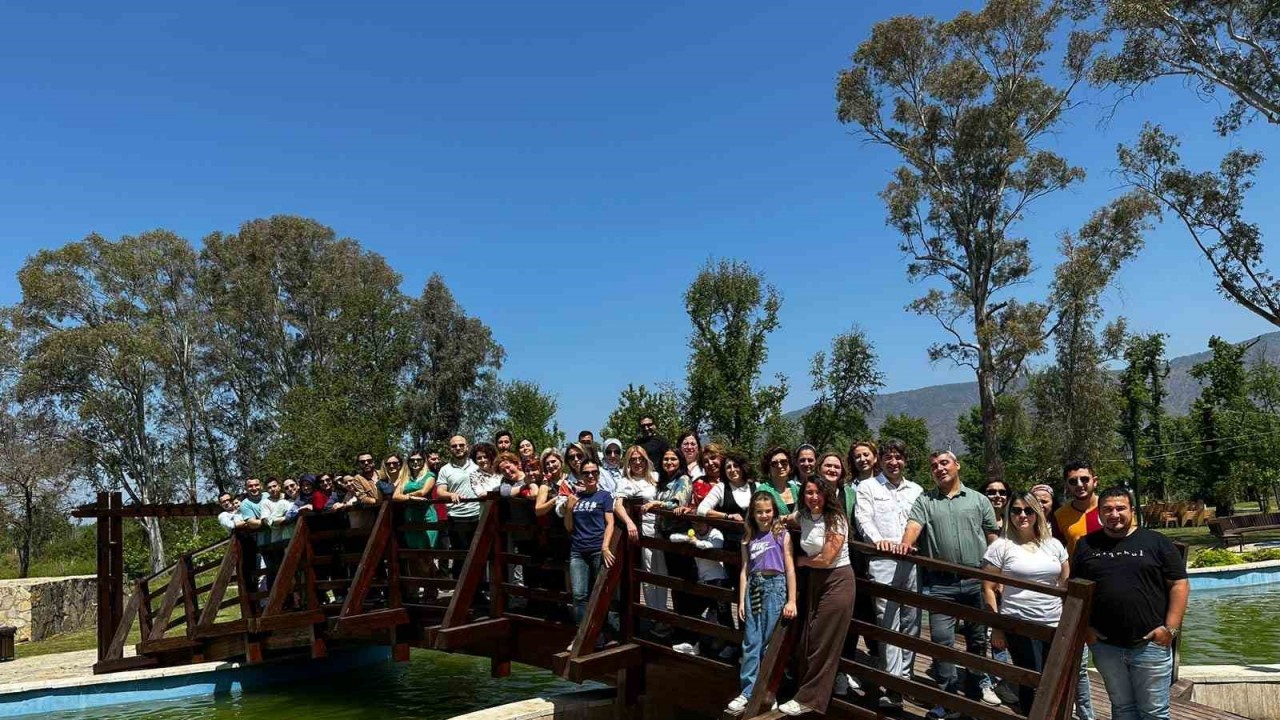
1, 1, 1276, 437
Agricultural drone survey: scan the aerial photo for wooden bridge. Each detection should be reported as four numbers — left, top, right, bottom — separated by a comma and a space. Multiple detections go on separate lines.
78, 491, 1242, 720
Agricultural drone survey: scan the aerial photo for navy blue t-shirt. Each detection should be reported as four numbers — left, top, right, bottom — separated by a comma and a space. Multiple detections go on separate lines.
570, 489, 614, 554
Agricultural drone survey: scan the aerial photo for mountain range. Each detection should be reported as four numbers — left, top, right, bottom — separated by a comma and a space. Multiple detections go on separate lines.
786, 331, 1280, 451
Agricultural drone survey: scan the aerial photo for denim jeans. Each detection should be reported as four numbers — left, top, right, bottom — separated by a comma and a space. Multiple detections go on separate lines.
740, 573, 787, 697
922, 577, 987, 698
1077, 644, 1096, 720
569, 550, 603, 624
1090, 641, 1172, 720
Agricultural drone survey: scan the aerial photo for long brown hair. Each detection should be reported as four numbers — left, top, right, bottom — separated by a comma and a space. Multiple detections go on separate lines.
744, 490, 786, 542
801, 477, 847, 535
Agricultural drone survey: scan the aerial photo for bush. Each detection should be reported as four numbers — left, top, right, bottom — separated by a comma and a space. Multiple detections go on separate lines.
1241, 548, 1280, 563
1190, 548, 1240, 568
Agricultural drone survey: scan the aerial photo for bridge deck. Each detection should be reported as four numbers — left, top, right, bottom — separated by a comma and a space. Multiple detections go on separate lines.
81, 493, 1247, 720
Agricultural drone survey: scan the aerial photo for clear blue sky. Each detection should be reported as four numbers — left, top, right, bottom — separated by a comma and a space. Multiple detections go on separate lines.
1, 1, 1276, 438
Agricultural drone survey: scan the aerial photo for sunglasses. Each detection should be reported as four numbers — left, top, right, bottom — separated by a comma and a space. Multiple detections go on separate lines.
358, 458, 375, 464
629, 456, 646, 463
605, 449, 621, 456
581, 470, 600, 477
986, 489, 1009, 497
387, 461, 401, 466
567, 454, 583, 461
1009, 506, 1037, 516
409, 457, 424, 463
770, 459, 790, 467
1066, 476, 1092, 486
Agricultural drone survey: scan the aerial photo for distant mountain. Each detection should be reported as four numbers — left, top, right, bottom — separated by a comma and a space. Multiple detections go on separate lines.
786, 331, 1280, 451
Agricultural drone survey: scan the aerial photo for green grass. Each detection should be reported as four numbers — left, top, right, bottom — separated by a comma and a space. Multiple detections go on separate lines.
0, 557, 96, 581
1155, 521, 1280, 560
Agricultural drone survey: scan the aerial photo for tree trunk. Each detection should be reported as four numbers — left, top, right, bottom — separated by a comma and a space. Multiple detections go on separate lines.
18, 486, 32, 578
142, 515, 167, 574
977, 366, 1005, 484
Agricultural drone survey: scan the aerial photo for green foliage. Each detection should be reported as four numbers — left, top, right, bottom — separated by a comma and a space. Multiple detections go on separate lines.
401, 274, 506, 450
835, 0, 1106, 483
497, 380, 564, 453
1116, 125, 1278, 329
1190, 548, 1239, 568
600, 383, 685, 449
1091, 0, 1280, 135
802, 327, 883, 453
957, 395, 1040, 488
1119, 333, 1172, 500
877, 413, 931, 480
683, 259, 788, 455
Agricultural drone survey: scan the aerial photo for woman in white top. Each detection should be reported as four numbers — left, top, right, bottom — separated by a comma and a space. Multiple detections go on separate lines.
778, 478, 856, 717
614, 445, 668, 613
981, 491, 1069, 714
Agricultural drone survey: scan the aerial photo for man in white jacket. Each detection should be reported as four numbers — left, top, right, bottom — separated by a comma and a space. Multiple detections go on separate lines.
854, 438, 924, 709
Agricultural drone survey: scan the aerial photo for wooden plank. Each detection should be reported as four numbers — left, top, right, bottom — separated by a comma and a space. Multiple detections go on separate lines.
633, 605, 741, 645
633, 570, 736, 602
849, 660, 1022, 720
180, 555, 200, 636
398, 549, 469, 561
854, 540, 1069, 598
632, 635, 738, 671
434, 617, 512, 650
339, 502, 392, 617
93, 655, 159, 675
566, 642, 642, 683
865, 581, 1055, 642
743, 617, 796, 719
441, 502, 500, 629
147, 563, 188, 642
102, 590, 141, 661
1029, 579, 1092, 720
850, 618, 1041, 688
333, 607, 410, 635
639, 535, 740, 565
191, 618, 250, 639
251, 610, 326, 633
564, 531, 624, 669
95, 492, 111, 661
501, 583, 571, 603
261, 520, 310, 617
197, 537, 238, 628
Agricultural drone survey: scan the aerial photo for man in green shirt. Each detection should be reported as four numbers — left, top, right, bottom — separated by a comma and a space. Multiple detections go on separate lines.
894, 451, 999, 716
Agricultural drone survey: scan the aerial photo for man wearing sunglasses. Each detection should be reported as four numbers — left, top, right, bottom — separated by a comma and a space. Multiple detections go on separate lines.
1052, 462, 1102, 720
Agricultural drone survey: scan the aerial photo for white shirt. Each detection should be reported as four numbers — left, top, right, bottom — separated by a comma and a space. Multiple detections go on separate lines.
855, 474, 924, 543
614, 474, 658, 537
798, 512, 850, 569
668, 527, 727, 582
982, 537, 1068, 625
260, 496, 292, 543
217, 510, 241, 533
696, 481, 752, 517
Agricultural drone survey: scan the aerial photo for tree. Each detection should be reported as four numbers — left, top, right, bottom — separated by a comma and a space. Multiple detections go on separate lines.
1028, 198, 1151, 470
14, 232, 185, 571
1115, 125, 1278, 329
497, 380, 564, 453
601, 383, 685, 448
402, 274, 505, 450
802, 328, 884, 453
957, 395, 1039, 488
0, 407, 72, 577
836, 0, 1106, 482
1119, 333, 1171, 502
877, 413, 931, 480
1091, 0, 1280, 134
683, 259, 788, 453
1189, 336, 1255, 515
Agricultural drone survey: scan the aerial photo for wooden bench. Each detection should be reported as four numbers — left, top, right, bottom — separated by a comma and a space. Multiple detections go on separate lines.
1209, 511, 1280, 550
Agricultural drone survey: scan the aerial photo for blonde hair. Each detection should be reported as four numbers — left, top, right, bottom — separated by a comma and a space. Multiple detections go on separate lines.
1004, 491, 1051, 546
623, 445, 656, 482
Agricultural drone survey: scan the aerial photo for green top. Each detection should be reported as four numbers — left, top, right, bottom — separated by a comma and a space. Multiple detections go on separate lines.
906, 484, 998, 568
755, 480, 799, 514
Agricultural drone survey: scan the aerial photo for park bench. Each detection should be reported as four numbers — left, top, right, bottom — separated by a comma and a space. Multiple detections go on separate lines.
1208, 511, 1280, 550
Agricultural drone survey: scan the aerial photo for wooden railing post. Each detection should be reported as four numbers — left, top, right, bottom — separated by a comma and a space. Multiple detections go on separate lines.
564, 529, 625, 667
441, 500, 499, 629
1029, 579, 1093, 720
743, 616, 797, 718
95, 492, 111, 661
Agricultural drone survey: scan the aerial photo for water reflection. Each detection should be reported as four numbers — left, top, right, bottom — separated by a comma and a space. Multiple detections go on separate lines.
1181, 585, 1280, 666
42, 650, 585, 720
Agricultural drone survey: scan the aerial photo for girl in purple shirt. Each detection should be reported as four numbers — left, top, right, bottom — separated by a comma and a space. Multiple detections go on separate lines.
726, 491, 798, 715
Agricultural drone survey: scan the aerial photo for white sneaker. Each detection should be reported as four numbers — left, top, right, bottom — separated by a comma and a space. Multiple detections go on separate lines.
846, 672, 860, 692
672, 642, 700, 656
778, 699, 811, 716
878, 692, 903, 708
725, 695, 748, 715
981, 686, 1003, 706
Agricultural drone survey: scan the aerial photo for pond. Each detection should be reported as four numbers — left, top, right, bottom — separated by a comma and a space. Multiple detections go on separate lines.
1180, 584, 1280, 666
39, 649, 584, 720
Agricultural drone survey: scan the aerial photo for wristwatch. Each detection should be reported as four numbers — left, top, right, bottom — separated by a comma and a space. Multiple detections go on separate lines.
1163, 625, 1180, 639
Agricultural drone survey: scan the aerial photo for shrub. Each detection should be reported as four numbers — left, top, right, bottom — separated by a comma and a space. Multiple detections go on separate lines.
1241, 548, 1280, 563
1190, 548, 1241, 568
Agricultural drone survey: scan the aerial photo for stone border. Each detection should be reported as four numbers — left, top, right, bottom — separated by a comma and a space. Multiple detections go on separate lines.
0, 646, 390, 718
1187, 559, 1280, 591
447, 689, 615, 720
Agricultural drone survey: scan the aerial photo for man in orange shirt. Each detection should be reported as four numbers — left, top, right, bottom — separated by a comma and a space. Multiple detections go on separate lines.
1051, 461, 1099, 720
1054, 462, 1102, 555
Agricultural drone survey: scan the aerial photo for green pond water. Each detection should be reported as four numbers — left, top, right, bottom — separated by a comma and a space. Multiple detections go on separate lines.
46, 650, 585, 720
1180, 584, 1280, 666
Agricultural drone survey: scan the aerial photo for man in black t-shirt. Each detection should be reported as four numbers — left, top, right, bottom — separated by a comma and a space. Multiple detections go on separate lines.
1071, 487, 1189, 720
636, 416, 669, 469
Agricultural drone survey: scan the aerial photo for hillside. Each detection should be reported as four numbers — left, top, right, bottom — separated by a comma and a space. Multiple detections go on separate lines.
786, 331, 1280, 451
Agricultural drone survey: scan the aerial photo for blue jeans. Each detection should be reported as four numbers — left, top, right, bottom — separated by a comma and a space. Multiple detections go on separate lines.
1090, 641, 1172, 720
1077, 644, 1096, 720
740, 573, 786, 697
569, 550, 602, 624
923, 577, 987, 698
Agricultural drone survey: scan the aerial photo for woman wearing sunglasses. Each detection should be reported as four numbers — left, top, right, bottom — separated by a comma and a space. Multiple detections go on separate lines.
981, 479, 1012, 533
980, 492, 1069, 714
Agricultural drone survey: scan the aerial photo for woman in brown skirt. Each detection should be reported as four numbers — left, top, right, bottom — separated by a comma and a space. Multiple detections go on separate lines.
779, 478, 856, 716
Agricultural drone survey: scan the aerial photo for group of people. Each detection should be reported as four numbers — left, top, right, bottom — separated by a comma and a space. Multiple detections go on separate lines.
215, 419, 1188, 720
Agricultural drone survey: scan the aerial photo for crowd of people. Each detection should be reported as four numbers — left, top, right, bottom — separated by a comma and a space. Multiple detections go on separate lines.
216, 419, 1189, 720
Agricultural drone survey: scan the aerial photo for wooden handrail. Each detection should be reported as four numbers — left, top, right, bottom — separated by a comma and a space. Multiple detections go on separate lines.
853, 540, 1071, 597
564, 529, 625, 667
